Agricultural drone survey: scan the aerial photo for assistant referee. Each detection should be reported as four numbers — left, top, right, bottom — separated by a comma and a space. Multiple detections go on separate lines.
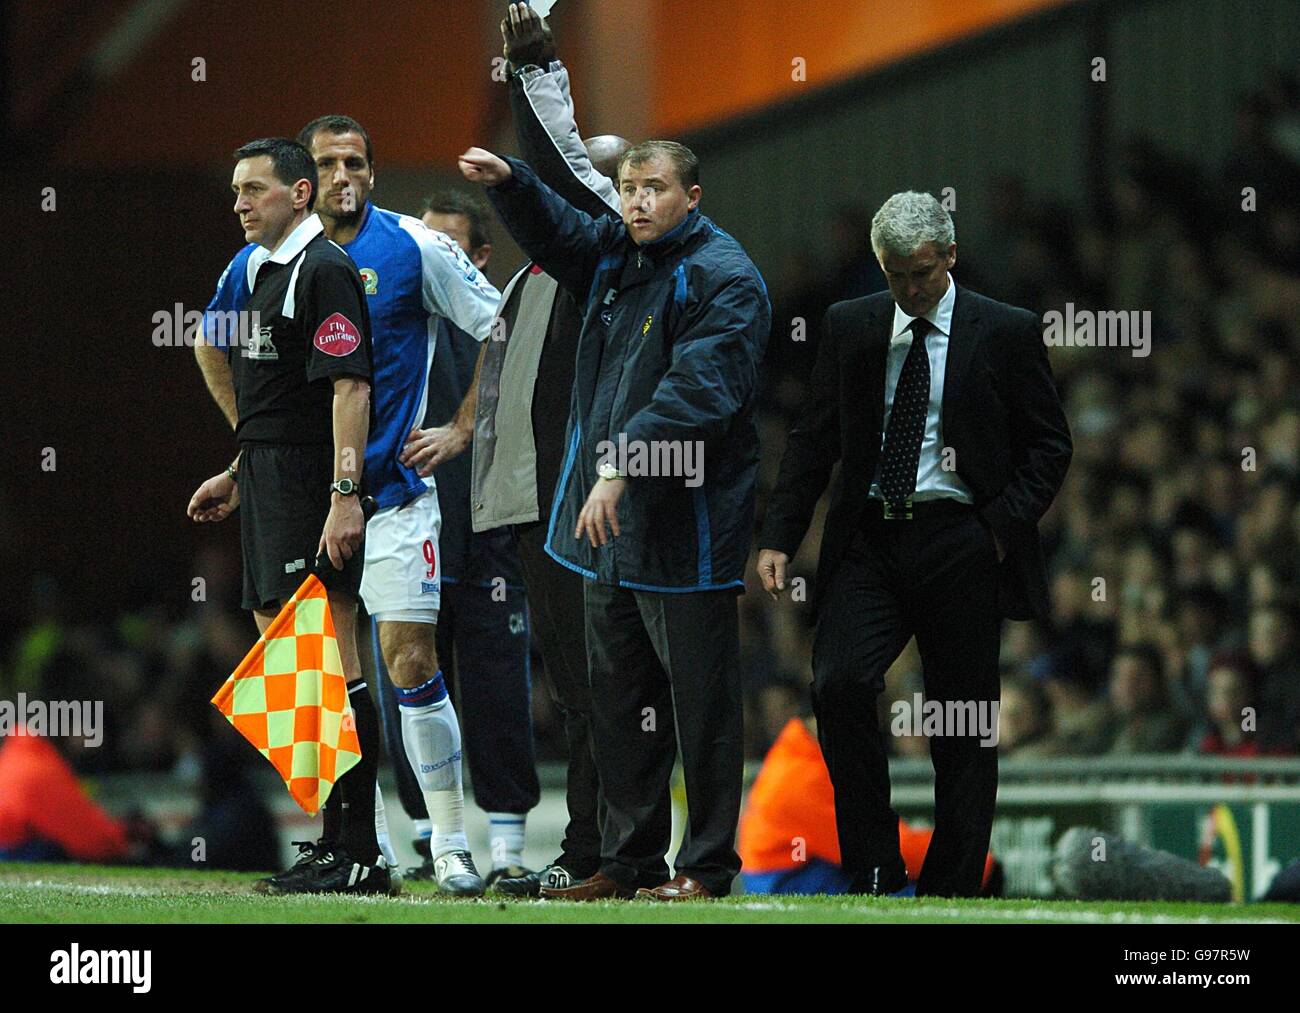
189, 137, 387, 894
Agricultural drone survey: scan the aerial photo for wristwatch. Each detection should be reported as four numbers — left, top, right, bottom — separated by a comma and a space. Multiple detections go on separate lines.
330, 478, 358, 496
597, 462, 623, 482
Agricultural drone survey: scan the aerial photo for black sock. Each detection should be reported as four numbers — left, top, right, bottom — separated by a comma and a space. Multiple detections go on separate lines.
337, 681, 380, 863
321, 791, 341, 847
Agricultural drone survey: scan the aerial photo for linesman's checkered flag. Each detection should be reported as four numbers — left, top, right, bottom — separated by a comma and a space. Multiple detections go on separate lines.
210, 497, 375, 815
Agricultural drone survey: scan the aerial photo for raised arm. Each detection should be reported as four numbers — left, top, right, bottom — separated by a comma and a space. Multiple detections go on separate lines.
401, 217, 501, 341
462, 147, 618, 300
501, 5, 620, 216
510, 61, 619, 218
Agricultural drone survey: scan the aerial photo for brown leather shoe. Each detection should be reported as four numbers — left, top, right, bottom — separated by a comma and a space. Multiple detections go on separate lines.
635, 875, 714, 901
539, 872, 636, 901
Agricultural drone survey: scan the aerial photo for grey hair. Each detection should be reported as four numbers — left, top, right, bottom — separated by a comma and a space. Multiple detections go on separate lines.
870, 191, 955, 259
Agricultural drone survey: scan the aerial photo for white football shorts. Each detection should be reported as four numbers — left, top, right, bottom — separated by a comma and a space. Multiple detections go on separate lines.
360, 487, 441, 624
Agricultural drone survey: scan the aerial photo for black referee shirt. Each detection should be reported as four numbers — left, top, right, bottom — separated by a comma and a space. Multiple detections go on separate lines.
232, 214, 373, 445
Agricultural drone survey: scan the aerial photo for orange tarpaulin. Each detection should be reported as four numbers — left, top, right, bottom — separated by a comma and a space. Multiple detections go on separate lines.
738, 717, 996, 886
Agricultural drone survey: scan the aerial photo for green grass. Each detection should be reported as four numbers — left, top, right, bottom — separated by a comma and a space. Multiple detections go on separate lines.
1, 863, 1296, 923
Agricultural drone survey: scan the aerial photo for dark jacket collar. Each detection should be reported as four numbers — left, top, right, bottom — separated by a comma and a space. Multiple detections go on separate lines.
626, 207, 704, 264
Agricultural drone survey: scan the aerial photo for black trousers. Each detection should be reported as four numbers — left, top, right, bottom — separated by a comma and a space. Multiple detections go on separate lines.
440, 579, 540, 814
811, 505, 1002, 898
584, 581, 744, 896
513, 522, 604, 875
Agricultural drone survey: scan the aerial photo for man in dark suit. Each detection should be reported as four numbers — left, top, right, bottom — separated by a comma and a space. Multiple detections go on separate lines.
756, 191, 1071, 897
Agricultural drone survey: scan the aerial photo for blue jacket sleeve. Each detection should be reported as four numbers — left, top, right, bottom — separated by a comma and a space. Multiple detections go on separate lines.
485, 156, 622, 302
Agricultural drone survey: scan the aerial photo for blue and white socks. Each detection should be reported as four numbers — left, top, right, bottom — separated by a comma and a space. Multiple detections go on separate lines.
488, 813, 527, 871
396, 671, 469, 859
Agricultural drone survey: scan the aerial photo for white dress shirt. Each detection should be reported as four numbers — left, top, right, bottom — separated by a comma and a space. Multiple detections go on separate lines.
868, 273, 974, 504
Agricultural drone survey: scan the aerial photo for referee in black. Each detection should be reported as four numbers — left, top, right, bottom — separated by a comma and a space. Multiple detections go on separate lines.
189, 137, 387, 894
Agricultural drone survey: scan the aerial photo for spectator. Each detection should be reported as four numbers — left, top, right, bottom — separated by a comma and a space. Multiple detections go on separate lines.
166, 739, 281, 872
1038, 670, 1115, 756
1248, 603, 1300, 751
1106, 643, 1187, 755
1167, 585, 1234, 721
999, 678, 1055, 757
1195, 654, 1267, 757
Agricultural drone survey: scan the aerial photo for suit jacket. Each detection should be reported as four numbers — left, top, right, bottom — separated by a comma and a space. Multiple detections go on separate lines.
758, 285, 1071, 621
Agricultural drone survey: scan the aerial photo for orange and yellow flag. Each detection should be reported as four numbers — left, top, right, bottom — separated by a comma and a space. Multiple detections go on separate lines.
211, 574, 360, 815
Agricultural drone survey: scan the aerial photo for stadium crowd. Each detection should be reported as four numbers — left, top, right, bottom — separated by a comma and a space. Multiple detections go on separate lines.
4, 75, 1299, 796
750, 73, 1300, 762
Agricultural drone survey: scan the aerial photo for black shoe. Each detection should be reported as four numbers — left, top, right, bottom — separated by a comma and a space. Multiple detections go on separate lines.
253, 839, 328, 894
491, 861, 586, 898
847, 859, 909, 896
485, 864, 535, 895
257, 845, 395, 896
485, 865, 532, 890
405, 858, 438, 881
404, 838, 437, 881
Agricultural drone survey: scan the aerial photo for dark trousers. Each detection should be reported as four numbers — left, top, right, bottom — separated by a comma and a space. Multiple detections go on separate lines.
439, 579, 540, 814
584, 581, 744, 896
513, 522, 604, 875
811, 505, 1002, 898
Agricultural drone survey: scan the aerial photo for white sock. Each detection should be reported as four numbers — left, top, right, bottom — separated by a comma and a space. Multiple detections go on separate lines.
396, 671, 469, 858
374, 784, 398, 869
412, 818, 432, 844
488, 813, 527, 870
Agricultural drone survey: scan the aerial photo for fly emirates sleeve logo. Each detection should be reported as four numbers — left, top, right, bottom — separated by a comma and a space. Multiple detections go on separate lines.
314, 313, 361, 357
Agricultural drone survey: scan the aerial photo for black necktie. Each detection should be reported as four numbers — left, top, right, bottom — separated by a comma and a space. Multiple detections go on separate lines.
878, 317, 932, 506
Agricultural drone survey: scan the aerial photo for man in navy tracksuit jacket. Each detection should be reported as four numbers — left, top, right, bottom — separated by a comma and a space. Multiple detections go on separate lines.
461, 141, 770, 899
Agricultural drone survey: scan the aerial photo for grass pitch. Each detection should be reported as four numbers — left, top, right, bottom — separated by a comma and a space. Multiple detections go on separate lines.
1, 863, 1296, 923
